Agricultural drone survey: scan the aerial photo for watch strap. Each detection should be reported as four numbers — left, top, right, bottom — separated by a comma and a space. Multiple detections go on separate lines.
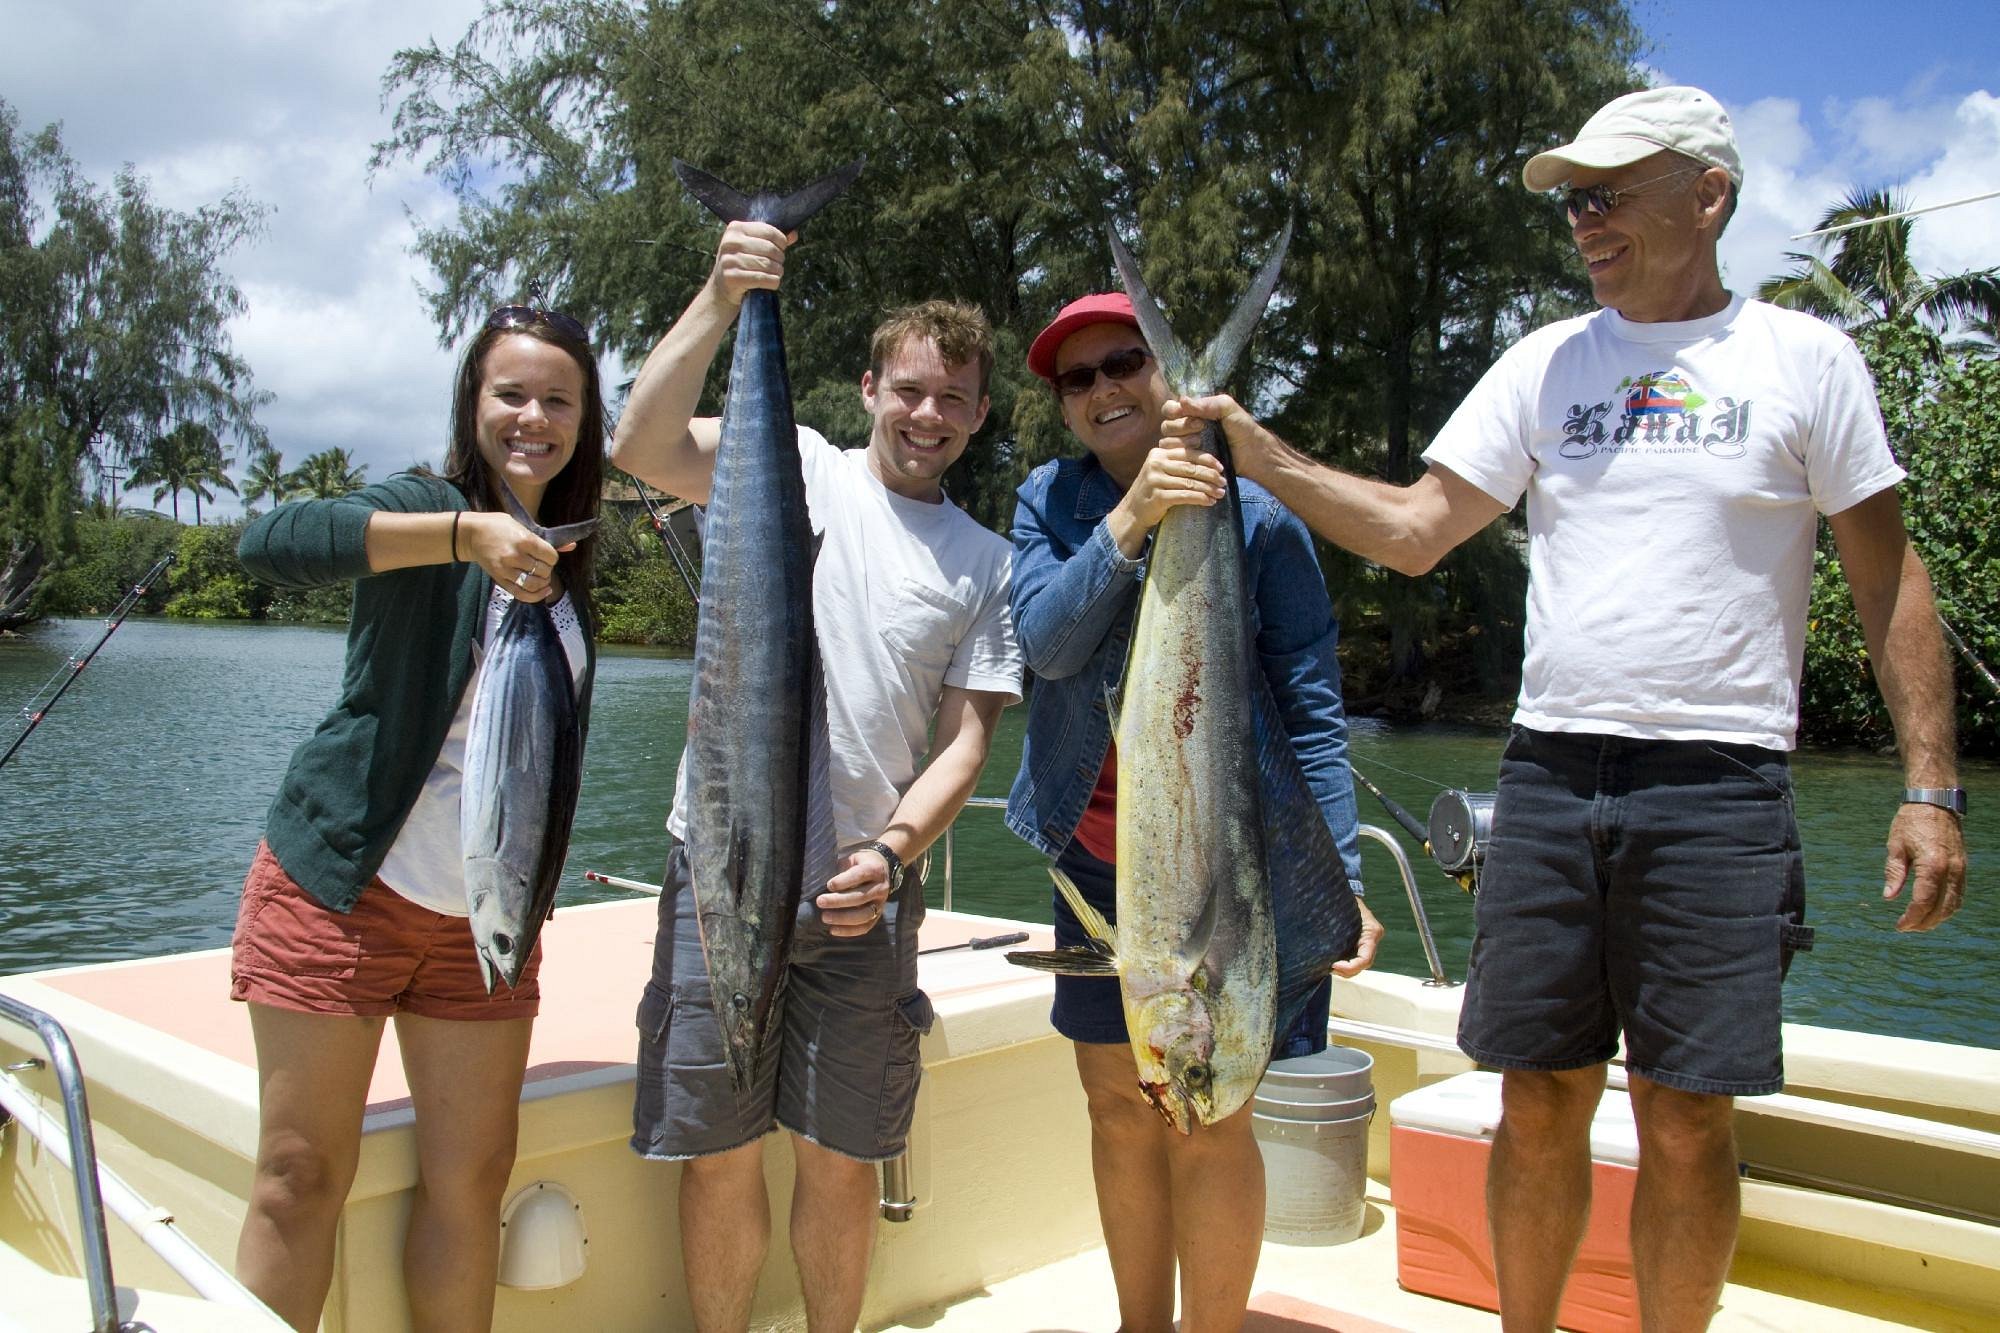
867, 840, 904, 888
1903, 787, 1967, 817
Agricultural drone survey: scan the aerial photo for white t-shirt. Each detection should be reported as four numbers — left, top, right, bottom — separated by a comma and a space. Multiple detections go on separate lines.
668, 427, 1023, 848
377, 587, 588, 915
1422, 296, 1904, 750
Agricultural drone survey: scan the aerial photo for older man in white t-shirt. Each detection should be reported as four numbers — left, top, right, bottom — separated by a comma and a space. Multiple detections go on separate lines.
1163, 86, 1967, 1331
611, 224, 1021, 1332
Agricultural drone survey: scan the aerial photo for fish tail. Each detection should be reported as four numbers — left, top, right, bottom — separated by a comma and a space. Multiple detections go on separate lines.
672, 159, 865, 234
1050, 866, 1117, 951
1106, 219, 1292, 396
672, 160, 757, 223
539, 517, 599, 546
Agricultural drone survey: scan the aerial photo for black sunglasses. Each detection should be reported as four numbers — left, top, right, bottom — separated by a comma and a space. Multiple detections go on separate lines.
487, 304, 590, 343
1560, 167, 1705, 224
1052, 346, 1152, 397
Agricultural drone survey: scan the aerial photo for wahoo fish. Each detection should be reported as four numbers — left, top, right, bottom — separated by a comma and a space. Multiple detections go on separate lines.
673, 158, 859, 1093
1013, 221, 1359, 1132
461, 486, 597, 991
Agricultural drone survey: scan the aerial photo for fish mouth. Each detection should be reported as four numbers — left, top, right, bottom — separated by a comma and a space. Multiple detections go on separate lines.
1140, 1079, 1196, 1134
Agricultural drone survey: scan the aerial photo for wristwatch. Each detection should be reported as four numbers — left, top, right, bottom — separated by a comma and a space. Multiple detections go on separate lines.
867, 841, 905, 892
1903, 787, 1968, 817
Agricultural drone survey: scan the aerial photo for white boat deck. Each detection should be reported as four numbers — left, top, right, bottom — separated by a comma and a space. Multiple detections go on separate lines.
5, 895, 1998, 1333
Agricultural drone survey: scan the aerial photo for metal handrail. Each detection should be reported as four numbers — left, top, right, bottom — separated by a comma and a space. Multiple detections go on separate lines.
0, 993, 286, 1329
934, 804, 1453, 987
0, 993, 125, 1332
1356, 823, 1454, 988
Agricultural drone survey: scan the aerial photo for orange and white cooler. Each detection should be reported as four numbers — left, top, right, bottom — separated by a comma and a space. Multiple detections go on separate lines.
1390, 1071, 1641, 1333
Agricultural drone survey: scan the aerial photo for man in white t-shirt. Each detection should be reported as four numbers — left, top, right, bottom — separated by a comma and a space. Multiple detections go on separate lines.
610, 224, 1022, 1331
1163, 86, 1967, 1330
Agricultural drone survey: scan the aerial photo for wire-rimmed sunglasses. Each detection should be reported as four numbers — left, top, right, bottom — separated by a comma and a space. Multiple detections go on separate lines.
1560, 167, 1706, 224
1052, 346, 1153, 397
486, 303, 590, 343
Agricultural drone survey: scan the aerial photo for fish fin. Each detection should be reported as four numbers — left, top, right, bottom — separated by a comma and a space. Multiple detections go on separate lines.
763, 159, 865, 234
1101, 681, 1121, 735
497, 482, 538, 530
799, 639, 839, 902
673, 159, 757, 224
1198, 220, 1293, 392
1004, 946, 1119, 977
1108, 227, 1196, 394
539, 516, 599, 546
1050, 866, 1117, 952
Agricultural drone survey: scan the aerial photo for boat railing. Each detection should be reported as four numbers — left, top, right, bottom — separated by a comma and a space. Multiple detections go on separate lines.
0, 992, 285, 1330
932, 800, 1455, 988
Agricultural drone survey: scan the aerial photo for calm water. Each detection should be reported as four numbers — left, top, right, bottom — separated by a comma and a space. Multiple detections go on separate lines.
2, 618, 1994, 1049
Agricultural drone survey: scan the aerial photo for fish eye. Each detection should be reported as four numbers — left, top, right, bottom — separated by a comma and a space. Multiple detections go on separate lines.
1182, 1063, 1211, 1090
494, 933, 515, 955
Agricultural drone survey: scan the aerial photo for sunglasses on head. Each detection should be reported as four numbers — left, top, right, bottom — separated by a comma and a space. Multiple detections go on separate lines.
487, 304, 590, 343
1560, 166, 1706, 224
1052, 346, 1152, 397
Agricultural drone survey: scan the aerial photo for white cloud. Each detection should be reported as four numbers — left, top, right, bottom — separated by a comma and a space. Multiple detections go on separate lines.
2, 0, 494, 515
1720, 88, 2000, 298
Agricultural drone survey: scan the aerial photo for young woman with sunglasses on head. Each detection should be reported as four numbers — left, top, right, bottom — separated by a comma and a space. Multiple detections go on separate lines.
228, 305, 604, 1331
1003, 292, 1384, 1333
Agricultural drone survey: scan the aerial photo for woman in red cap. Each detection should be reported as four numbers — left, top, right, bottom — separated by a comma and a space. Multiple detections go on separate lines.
1003, 291, 1383, 1330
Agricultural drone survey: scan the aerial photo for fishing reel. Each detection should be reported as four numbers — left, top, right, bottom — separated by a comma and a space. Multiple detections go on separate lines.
1424, 789, 1495, 894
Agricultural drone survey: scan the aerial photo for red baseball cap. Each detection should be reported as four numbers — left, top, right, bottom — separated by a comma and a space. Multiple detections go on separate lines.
1026, 292, 1141, 381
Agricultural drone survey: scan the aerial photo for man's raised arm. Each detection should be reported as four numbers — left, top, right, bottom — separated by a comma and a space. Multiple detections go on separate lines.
610, 220, 793, 503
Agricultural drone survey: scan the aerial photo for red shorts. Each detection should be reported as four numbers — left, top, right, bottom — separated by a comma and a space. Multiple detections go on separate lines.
229, 841, 540, 1020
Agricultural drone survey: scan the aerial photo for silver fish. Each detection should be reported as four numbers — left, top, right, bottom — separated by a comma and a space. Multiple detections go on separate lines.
460, 487, 596, 991
674, 159, 859, 1093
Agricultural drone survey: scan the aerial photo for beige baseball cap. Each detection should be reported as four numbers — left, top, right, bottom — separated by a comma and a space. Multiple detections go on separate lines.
1523, 86, 1743, 192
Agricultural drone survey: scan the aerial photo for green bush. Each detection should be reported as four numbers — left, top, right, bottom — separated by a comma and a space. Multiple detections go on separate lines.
165, 521, 257, 619
592, 509, 699, 647
37, 513, 179, 616
1800, 324, 2000, 755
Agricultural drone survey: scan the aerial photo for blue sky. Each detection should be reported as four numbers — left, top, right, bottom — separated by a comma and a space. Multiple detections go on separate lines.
3, 0, 1996, 515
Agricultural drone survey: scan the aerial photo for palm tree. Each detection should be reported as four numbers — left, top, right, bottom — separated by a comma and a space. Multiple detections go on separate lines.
240, 445, 293, 514
290, 447, 368, 499
126, 422, 238, 523
1759, 187, 2000, 352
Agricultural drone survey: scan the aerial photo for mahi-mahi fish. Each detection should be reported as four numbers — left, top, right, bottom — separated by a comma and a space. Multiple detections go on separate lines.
1011, 221, 1360, 1132
461, 486, 598, 991
673, 158, 860, 1093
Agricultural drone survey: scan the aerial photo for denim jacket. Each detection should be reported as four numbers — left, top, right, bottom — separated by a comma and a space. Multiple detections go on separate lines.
1003, 453, 1365, 893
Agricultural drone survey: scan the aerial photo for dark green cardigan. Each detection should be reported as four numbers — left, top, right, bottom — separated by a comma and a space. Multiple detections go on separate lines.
239, 472, 597, 912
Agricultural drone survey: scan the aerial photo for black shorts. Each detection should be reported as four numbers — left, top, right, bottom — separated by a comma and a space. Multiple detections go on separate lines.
1049, 841, 1332, 1059
1457, 726, 1812, 1097
630, 841, 933, 1163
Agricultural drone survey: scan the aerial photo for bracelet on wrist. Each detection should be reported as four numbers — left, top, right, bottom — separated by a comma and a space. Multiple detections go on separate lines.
450, 510, 462, 562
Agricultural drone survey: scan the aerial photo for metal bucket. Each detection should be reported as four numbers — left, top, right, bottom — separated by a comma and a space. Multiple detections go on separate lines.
1253, 1046, 1375, 1245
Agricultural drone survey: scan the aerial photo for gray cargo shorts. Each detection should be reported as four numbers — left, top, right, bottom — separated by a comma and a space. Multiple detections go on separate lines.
630, 839, 935, 1163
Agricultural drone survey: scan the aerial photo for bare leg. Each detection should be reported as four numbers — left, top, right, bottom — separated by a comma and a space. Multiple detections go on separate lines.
790, 1134, 883, 1332
679, 1138, 770, 1332
1628, 1077, 1737, 1332
395, 1012, 534, 1333
235, 1004, 386, 1331
1165, 1100, 1265, 1333
1074, 1041, 1177, 1333
1489, 1065, 1606, 1333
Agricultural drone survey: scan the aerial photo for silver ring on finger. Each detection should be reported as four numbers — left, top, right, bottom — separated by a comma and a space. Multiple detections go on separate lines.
516, 569, 531, 589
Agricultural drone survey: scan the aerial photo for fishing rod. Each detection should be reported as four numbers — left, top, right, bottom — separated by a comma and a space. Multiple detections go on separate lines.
1938, 613, 2000, 699
1351, 765, 1486, 895
632, 481, 704, 606
1, 553, 174, 772
1789, 186, 2000, 241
